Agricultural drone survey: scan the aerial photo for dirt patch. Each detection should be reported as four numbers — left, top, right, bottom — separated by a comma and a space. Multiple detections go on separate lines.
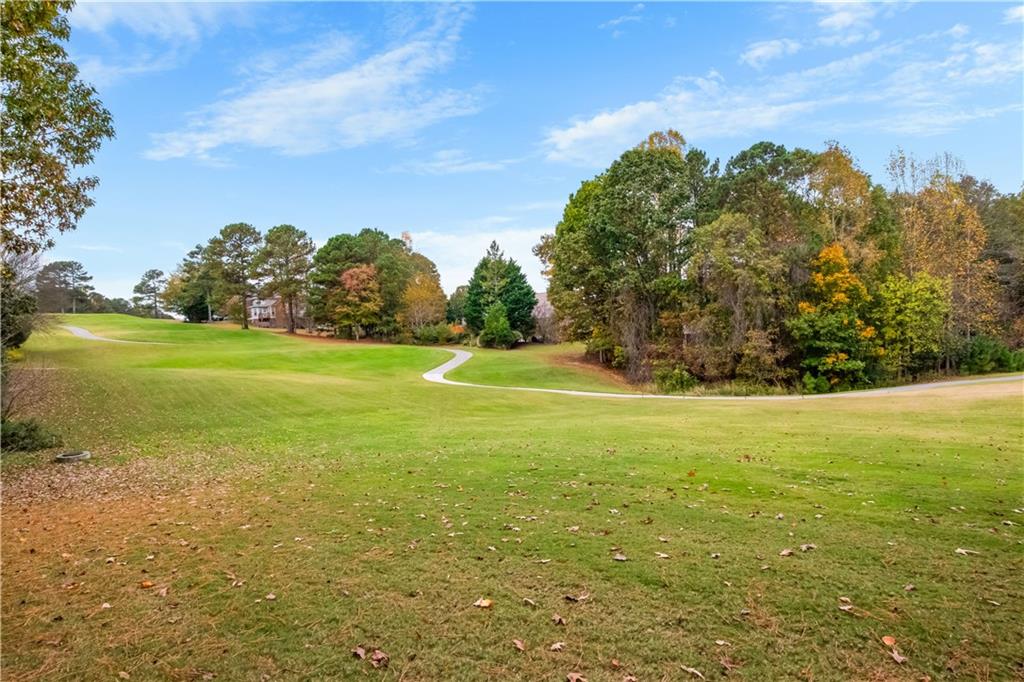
545, 348, 642, 392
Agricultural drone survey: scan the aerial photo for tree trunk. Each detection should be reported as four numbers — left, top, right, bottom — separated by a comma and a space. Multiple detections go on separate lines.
207, 299, 212, 322
286, 296, 296, 334
241, 294, 249, 330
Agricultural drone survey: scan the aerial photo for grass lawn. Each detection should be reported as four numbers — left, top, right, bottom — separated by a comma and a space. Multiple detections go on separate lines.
2, 314, 1022, 681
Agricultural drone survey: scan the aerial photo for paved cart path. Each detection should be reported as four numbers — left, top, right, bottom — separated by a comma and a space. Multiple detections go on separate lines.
423, 347, 1024, 401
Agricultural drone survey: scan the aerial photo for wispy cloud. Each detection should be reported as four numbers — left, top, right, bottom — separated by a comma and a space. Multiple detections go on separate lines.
390, 149, 515, 175
70, 2, 247, 87
544, 26, 1022, 166
74, 244, 124, 253
599, 3, 644, 38
1004, 5, 1024, 23
740, 38, 801, 69
147, 5, 479, 163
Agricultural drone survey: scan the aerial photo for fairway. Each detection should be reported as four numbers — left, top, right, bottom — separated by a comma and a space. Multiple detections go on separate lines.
3, 314, 1022, 681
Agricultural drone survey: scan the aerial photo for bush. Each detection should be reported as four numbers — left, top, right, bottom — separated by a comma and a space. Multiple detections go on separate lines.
802, 371, 831, 394
413, 322, 456, 345
478, 302, 517, 349
961, 335, 1024, 374
653, 363, 697, 394
1, 418, 61, 453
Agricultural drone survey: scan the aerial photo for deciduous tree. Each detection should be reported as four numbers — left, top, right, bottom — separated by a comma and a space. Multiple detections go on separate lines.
1, 0, 113, 256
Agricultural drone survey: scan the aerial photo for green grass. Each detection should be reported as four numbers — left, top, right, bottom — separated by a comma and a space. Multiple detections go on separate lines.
448, 342, 637, 393
2, 314, 1022, 681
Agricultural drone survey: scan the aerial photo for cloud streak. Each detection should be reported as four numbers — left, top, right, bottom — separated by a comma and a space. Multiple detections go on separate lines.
544, 26, 1022, 166
147, 5, 478, 163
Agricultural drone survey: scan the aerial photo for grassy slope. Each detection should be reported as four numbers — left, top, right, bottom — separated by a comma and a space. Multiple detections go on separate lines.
447, 342, 638, 393
2, 314, 1022, 681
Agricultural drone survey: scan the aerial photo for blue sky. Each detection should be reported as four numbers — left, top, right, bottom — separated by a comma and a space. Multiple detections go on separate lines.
53, 1, 1024, 298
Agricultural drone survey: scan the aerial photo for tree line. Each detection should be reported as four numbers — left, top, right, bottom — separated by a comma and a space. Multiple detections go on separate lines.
536, 131, 1023, 392
155, 225, 537, 346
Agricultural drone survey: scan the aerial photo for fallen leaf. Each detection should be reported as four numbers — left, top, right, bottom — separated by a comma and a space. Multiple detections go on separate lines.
710, 553, 721, 559
612, 553, 628, 562
118, 673, 130, 680
903, 584, 915, 592
687, 470, 697, 477
157, 586, 168, 598
954, 547, 980, 556
564, 592, 589, 603
838, 604, 855, 612
715, 639, 731, 646
549, 641, 565, 651
681, 665, 705, 679
523, 597, 537, 607
800, 543, 816, 552
566, 673, 587, 682
473, 598, 493, 608
838, 596, 852, 604
889, 649, 907, 664
265, 593, 276, 601
655, 552, 670, 559
369, 649, 389, 668
552, 613, 566, 626
882, 635, 896, 647
721, 656, 742, 671
101, 602, 112, 609
352, 646, 366, 659
139, 581, 155, 589
779, 548, 793, 557
513, 639, 525, 652
610, 658, 621, 669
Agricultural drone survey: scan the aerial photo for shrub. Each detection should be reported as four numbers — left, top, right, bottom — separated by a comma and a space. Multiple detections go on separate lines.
653, 363, 697, 394
1, 418, 61, 453
961, 335, 1024, 374
413, 322, 455, 345
478, 302, 517, 349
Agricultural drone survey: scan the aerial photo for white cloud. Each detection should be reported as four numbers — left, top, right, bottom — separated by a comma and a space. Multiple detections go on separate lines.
1004, 5, 1024, 23
543, 29, 1022, 166
147, 5, 478, 163
71, 2, 240, 41
74, 244, 124, 253
815, 1, 877, 32
740, 38, 801, 69
70, 2, 247, 87
409, 227, 549, 293
599, 3, 644, 36
390, 149, 514, 175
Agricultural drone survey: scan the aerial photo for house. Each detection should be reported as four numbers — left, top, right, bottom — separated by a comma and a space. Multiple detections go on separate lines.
248, 295, 308, 329
531, 291, 560, 343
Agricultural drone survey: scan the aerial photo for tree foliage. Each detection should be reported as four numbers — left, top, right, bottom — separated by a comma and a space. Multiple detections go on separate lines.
464, 241, 536, 337
538, 132, 1018, 390
478, 301, 517, 349
330, 264, 383, 340
1, 0, 114, 256
253, 224, 315, 333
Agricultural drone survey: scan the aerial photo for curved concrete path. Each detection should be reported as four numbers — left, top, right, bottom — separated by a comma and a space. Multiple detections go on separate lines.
423, 347, 1024, 402
61, 325, 166, 344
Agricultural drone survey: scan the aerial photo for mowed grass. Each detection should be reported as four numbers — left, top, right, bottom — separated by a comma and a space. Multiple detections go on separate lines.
2, 314, 1022, 681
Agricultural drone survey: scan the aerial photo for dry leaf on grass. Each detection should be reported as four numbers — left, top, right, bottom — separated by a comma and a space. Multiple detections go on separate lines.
473, 598, 493, 608
550, 641, 565, 651
612, 553, 628, 561
681, 664, 705, 679
139, 580, 154, 589
954, 547, 979, 556
552, 613, 566, 625
566, 673, 587, 682
369, 649, 389, 668
352, 646, 366, 660
889, 649, 907, 664
882, 635, 896, 647
513, 639, 525, 652
564, 592, 589, 602
779, 548, 793, 557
